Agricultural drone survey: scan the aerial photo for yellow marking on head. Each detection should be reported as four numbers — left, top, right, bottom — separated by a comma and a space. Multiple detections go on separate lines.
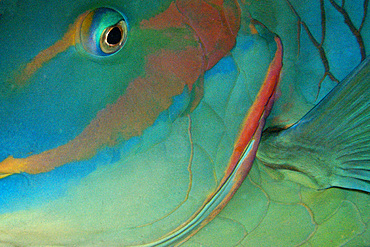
0, 156, 27, 177
14, 12, 88, 87
0, 174, 11, 179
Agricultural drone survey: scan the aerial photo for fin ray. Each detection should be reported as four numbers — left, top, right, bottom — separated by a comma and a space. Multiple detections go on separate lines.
258, 57, 370, 192
299, 57, 370, 191
337, 167, 370, 181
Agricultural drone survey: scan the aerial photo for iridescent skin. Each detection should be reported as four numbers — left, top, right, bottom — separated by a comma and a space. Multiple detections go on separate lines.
0, 0, 369, 246
183, 1, 370, 246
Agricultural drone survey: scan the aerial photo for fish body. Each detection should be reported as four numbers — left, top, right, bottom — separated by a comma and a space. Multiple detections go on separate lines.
0, 0, 369, 246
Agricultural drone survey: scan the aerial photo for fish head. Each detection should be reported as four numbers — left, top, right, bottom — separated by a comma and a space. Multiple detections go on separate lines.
1, 1, 192, 162
0, 0, 286, 245
0, 0, 241, 172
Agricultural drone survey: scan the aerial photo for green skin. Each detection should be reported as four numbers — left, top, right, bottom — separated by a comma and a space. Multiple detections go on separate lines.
182, 1, 370, 246
0, 0, 368, 246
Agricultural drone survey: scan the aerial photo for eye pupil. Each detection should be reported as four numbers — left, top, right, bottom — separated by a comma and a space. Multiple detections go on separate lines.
107, 26, 122, 46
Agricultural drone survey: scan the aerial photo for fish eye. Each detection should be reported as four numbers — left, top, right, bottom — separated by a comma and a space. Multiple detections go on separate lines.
79, 7, 128, 56
100, 20, 127, 54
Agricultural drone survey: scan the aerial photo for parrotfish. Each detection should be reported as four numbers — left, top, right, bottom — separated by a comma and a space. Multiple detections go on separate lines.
0, 0, 369, 246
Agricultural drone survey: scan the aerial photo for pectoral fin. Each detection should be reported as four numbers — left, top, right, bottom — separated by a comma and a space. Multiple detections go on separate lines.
258, 56, 370, 192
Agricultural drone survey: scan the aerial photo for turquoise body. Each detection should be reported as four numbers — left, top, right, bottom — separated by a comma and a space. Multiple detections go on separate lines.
0, 0, 369, 246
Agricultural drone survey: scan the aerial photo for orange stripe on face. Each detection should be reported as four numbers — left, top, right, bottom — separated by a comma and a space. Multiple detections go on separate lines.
176, 0, 241, 70
0, 47, 204, 175
12, 12, 88, 87
0, 1, 241, 177
141, 0, 241, 70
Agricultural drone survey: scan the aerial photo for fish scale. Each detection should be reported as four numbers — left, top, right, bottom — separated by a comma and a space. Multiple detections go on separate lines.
0, 0, 369, 246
